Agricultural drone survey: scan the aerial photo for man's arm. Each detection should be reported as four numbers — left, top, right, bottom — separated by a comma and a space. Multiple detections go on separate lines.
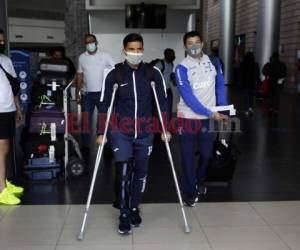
153, 67, 171, 141
214, 58, 227, 106
99, 68, 116, 132
75, 72, 83, 104
14, 96, 22, 122
105, 53, 115, 68
96, 68, 115, 145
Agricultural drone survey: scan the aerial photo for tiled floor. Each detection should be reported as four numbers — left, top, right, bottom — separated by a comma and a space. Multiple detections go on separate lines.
0, 202, 299, 250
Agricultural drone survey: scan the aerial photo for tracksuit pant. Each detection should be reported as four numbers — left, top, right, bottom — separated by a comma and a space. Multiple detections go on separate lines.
178, 119, 215, 198
110, 131, 154, 215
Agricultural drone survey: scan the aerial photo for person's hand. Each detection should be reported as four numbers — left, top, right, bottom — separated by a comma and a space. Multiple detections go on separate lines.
212, 112, 229, 121
76, 94, 81, 104
161, 131, 172, 142
16, 110, 23, 123
96, 135, 107, 145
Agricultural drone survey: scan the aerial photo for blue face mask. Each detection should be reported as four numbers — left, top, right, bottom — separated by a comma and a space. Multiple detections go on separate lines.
186, 43, 203, 57
86, 42, 97, 53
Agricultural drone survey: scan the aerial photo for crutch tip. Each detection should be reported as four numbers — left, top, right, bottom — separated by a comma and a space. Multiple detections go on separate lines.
77, 232, 84, 241
184, 225, 192, 233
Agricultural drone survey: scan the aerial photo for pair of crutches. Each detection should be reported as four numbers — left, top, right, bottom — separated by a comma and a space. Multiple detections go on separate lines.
78, 82, 191, 241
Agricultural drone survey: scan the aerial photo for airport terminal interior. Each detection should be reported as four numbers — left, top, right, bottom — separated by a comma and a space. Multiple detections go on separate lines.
1, 0, 300, 249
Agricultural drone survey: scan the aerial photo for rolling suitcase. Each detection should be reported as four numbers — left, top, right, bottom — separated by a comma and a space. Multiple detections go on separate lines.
29, 105, 65, 134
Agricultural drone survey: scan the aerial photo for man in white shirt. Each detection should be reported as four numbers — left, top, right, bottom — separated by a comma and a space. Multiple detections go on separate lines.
75, 34, 115, 152
0, 29, 24, 205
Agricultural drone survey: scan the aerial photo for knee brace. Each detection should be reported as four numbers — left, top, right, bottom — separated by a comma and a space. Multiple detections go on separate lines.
114, 159, 134, 209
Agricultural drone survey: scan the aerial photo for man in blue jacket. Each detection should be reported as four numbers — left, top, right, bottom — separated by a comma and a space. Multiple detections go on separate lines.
96, 33, 170, 235
175, 31, 228, 206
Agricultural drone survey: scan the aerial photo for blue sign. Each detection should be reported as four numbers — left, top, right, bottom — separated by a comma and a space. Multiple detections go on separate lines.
10, 50, 32, 113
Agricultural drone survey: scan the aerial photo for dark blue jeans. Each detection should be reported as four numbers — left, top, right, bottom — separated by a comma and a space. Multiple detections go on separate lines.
110, 131, 154, 214
178, 119, 215, 198
81, 92, 102, 147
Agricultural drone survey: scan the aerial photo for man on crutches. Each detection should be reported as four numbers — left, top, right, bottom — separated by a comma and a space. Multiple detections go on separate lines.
96, 33, 172, 235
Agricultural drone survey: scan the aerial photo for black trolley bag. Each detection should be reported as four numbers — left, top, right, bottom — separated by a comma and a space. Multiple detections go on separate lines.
206, 120, 240, 184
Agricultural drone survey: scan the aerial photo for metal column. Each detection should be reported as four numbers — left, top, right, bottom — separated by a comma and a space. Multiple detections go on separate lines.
256, 0, 281, 71
220, 0, 236, 85
187, 13, 196, 32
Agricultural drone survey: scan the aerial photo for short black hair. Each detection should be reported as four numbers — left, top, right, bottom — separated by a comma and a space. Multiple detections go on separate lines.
123, 33, 144, 48
0, 28, 4, 35
49, 46, 65, 56
84, 34, 97, 41
183, 31, 202, 45
164, 48, 175, 56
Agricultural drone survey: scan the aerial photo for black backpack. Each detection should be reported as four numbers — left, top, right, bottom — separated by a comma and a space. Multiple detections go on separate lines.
206, 122, 241, 183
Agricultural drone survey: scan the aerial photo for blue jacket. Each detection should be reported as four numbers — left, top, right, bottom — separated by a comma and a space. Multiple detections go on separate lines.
175, 54, 227, 120
99, 61, 167, 138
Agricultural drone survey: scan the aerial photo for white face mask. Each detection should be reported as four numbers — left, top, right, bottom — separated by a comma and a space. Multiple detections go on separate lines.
125, 51, 143, 65
86, 42, 97, 53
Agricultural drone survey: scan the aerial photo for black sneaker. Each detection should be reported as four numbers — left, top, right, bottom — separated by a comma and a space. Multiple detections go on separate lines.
184, 195, 198, 207
198, 185, 207, 196
130, 207, 142, 227
118, 213, 132, 235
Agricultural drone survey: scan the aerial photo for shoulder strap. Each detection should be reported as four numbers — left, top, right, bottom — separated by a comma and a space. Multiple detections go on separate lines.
208, 55, 219, 73
114, 63, 124, 85
145, 63, 155, 82
0, 64, 7, 75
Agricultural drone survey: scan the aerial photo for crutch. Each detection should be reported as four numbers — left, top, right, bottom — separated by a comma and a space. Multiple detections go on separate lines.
151, 81, 191, 233
78, 83, 118, 241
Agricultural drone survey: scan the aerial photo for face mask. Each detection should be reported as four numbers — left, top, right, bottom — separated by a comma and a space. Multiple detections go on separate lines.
0, 44, 5, 54
125, 51, 143, 65
86, 42, 97, 53
186, 43, 203, 57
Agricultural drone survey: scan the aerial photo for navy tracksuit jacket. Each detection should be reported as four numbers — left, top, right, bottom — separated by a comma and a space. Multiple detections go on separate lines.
99, 61, 167, 211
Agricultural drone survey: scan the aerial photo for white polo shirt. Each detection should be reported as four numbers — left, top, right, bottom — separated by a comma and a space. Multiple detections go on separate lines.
77, 50, 115, 92
0, 54, 17, 113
